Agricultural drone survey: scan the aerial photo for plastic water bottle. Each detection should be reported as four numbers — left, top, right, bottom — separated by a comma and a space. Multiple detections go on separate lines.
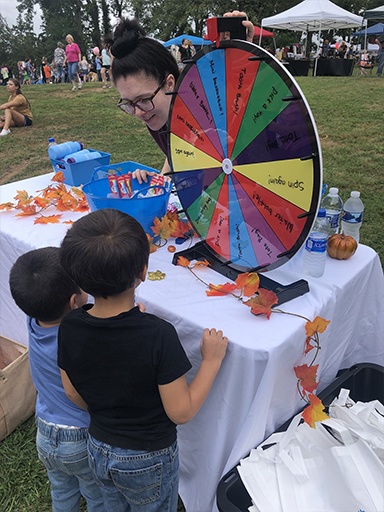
65, 149, 102, 164
302, 208, 329, 278
341, 191, 364, 243
48, 138, 57, 171
320, 187, 343, 235
48, 141, 83, 160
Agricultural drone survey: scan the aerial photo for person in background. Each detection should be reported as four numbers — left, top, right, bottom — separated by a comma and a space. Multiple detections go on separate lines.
58, 208, 228, 512
80, 56, 90, 82
0, 78, 33, 136
43, 62, 52, 84
41, 57, 47, 83
17, 61, 25, 83
64, 34, 82, 91
9, 247, 104, 512
111, 11, 253, 182
1, 64, 10, 85
53, 42, 66, 83
321, 39, 330, 58
101, 37, 112, 88
375, 33, 384, 77
179, 38, 192, 63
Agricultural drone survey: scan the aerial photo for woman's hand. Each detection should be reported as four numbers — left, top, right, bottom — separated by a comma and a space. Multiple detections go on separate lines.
223, 10, 254, 42
132, 168, 157, 184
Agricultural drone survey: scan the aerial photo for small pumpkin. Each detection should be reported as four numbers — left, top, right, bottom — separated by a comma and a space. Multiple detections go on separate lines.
326, 233, 358, 260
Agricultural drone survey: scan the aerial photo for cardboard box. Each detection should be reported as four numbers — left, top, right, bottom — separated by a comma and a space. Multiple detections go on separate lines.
0, 336, 36, 441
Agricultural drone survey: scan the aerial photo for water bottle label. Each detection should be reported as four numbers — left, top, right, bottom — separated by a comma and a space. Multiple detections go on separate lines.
342, 211, 363, 224
326, 211, 340, 229
305, 235, 327, 253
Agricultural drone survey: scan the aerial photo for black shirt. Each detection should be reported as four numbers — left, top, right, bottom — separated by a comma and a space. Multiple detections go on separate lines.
58, 305, 192, 451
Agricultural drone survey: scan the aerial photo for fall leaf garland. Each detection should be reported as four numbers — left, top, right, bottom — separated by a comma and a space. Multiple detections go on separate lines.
176, 254, 330, 428
0, 172, 89, 224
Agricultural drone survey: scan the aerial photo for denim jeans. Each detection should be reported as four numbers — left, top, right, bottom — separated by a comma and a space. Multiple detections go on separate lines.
88, 436, 179, 512
36, 417, 105, 512
67, 61, 79, 82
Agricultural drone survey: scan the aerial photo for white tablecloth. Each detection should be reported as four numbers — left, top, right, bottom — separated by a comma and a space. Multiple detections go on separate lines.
1, 173, 383, 512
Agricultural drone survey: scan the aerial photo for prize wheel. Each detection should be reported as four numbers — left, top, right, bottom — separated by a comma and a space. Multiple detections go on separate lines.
168, 40, 322, 273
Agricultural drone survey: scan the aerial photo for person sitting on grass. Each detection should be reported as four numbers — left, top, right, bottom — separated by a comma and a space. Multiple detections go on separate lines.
58, 208, 228, 512
9, 247, 104, 512
0, 78, 33, 137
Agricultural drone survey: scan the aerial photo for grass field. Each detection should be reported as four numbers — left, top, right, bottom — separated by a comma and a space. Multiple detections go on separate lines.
0, 74, 383, 511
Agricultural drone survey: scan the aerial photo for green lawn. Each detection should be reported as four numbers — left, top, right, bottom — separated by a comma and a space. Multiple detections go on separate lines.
0, 74, 383, 510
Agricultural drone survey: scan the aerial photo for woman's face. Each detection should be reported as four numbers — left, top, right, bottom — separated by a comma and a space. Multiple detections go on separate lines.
7, 80, 18, 94
115, 72, 175, 132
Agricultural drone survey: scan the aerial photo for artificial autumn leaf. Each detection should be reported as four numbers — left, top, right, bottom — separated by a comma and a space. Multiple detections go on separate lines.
235, 272, 260, 297
56, 194, 78, 211
14, 190, 31, 207
302, 393, 329, 428
15, 205, 37, 216
73, 198, 90, 212
170, 218, 190, 238
145, 233, 158, 253
52, 171, 65, 182
63, 220, 74, 225
294, 363, 319, 394
194, 260, 209, 267
33, 197, 50, 209
304, 337, 316, 354
305, 316, 330, 337
0, 202, 15, 210
206, 282, 238, 296
71, 186, 85, 197
244, 288, 278, 319
34, 214, 62, 224
177, 256, 191, 267
151, 216, 174, 240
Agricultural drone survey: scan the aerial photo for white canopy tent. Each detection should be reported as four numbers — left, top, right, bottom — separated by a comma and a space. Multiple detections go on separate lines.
261, 0, 365, 74
364, 5, 384, 20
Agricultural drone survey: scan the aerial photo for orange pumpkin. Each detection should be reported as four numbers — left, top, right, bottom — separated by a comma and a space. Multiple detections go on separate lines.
326, 233, 358, 260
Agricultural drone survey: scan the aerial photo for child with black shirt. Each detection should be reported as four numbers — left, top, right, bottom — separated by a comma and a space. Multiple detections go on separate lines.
58, 209, 228, 512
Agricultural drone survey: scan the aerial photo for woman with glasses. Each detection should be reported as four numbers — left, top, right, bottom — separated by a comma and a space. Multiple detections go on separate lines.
112, 18, 179, 182
112, 14, 253, 183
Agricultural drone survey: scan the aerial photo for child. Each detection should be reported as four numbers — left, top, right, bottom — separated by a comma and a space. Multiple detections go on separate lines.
9, 247, 105, 512
58, 209, 228, 512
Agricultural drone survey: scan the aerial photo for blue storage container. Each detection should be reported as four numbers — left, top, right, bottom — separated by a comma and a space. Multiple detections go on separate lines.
82, 161, 171, 236
51, 150, 111, 186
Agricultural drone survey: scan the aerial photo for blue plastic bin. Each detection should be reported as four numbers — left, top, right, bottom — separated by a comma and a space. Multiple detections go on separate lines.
82, 161, 171, 236
51, 150, 111, 186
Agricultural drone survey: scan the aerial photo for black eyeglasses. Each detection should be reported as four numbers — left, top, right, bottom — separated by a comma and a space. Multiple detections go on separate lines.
117, 79, 166, 115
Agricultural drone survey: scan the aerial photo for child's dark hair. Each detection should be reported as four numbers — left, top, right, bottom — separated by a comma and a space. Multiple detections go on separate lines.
60, 209, 150, 298
9, 246, 81, 322
111, 17, 180, 84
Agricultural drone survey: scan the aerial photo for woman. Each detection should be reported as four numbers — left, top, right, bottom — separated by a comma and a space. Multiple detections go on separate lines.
53, 42, 66, 83
111, 12, 253, 182
101, 38, 113, 88
0, 78, 33, 136
64, 34, 82, 91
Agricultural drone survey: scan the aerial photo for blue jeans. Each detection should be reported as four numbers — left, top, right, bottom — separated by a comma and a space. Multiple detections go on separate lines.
67, 61, 79, 82
377, 50, 384, 76
88, 436, 179, 512
36, 417, 105, 512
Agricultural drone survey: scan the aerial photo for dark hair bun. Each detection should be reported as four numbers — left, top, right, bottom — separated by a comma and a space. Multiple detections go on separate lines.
111, 18, 146, 59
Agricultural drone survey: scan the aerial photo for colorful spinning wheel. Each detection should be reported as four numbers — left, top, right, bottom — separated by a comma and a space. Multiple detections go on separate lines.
168, 40, 322, 272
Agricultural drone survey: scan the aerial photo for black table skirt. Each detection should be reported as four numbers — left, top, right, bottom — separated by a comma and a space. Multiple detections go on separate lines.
285, 59, 310, 76
314, 59, 355, 76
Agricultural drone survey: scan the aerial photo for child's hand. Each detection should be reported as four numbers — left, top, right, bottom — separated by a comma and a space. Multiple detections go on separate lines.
137, 302, 146, 313
132, 169, 157, 184
200, 328, 228, 364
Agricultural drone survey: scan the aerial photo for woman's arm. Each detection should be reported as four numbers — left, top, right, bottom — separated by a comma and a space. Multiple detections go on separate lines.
0, 98, 21, 110
60, 369, 88, 410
